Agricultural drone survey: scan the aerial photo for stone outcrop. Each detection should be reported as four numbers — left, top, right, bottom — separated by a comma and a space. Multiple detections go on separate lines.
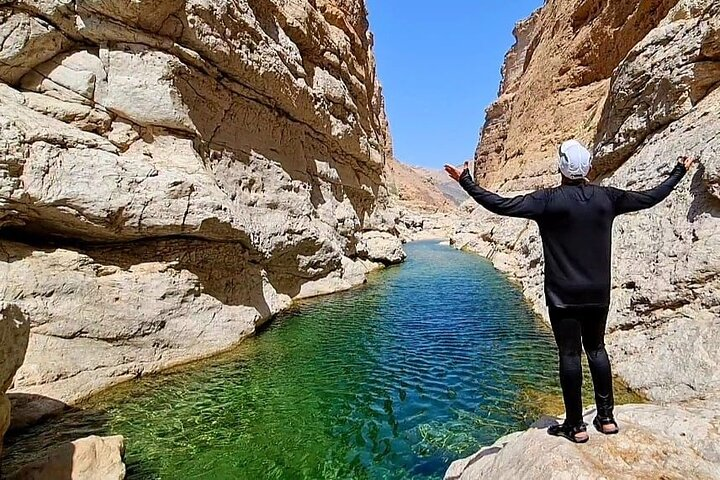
6, 435, 125, 480
446, 400, 720, 480
356, 230, 406, 264
0, 303, 30, 457
0, 0, 402, 422
454, 0, 720, 404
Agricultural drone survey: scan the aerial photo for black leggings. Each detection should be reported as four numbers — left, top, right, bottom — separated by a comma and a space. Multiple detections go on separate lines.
548, 306, 614, 426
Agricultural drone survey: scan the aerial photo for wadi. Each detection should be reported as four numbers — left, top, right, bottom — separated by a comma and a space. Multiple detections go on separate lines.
1, 1, 718, 479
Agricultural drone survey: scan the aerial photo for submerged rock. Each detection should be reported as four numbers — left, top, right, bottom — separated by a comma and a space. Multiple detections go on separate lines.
446, 401, 720, 480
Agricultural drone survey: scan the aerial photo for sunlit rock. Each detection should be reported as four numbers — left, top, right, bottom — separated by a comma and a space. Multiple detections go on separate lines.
0, 0, 401, 424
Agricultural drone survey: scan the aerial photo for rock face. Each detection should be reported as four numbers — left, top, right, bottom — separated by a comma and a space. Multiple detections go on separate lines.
6, 435, 125, 480
356, 230, 406, 264
446, 400, 720, 480
474, 0, 679, 191
455, 0, 720, 404
0, 0, 401, 419
0, 303, 30, 456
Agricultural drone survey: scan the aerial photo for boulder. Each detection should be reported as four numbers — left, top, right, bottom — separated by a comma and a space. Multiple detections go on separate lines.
7, 435, 126, 480
356, 231, 406, 265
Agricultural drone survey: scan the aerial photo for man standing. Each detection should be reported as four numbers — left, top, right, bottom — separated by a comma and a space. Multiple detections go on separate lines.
445, 140, 695, 443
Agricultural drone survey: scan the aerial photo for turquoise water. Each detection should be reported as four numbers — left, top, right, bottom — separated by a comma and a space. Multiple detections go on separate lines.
3, 241, 565, 479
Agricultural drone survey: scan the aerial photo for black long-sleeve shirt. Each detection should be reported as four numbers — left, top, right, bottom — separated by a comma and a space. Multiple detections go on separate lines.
459, 164, 687, 307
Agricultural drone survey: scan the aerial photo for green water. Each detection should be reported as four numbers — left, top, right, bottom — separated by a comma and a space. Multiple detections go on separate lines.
4, 241, 590, 479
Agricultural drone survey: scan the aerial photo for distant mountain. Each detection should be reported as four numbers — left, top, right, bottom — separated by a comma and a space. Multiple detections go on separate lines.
412, 165, 469, 206
385, 158, 467, 212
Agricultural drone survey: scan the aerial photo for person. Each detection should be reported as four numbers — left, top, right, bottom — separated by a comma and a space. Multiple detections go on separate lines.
444, 140, 695, 443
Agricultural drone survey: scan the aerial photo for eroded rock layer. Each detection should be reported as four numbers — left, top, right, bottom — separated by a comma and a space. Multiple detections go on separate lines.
456, 0, 720, 404
0, 0, 402, 419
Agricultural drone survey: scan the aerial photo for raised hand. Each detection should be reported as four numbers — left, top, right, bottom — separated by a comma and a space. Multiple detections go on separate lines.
678, 155, 699, 170
444, 162, 470, 183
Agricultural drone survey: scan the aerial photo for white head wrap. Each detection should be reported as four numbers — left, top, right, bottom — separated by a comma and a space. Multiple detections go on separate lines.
558, 139, 592, 179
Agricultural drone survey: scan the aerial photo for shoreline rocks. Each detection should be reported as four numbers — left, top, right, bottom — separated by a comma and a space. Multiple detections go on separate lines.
1, 303, 30, 457
2, 240, 394, 428
356, 230, 406, 265
1, 305, 126, 478
445, 0, 720, 477
456, 0, 720, 405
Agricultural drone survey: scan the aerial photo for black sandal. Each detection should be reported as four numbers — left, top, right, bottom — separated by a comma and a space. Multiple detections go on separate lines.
593, 415, 619, 434
547, 422, 589, 443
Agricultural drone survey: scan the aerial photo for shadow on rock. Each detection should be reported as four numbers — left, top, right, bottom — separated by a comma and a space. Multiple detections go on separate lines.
1, 395, 128, 479
6, 393, 70, 434
688, 164, 720, 222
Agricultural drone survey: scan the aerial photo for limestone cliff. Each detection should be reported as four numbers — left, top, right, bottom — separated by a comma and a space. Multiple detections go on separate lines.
455, 0, 720, 405
0, 0, 402, 422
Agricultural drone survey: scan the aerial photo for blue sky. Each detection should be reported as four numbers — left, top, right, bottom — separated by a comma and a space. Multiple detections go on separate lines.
366, 0, 544, 169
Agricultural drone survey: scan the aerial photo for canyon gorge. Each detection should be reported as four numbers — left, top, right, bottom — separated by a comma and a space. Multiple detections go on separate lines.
1, 0, 719, 478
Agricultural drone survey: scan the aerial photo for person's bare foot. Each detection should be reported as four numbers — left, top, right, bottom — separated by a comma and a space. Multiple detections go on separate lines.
548, 422, 589, 443
601, 423, 618, 434
593, 416, 619, 434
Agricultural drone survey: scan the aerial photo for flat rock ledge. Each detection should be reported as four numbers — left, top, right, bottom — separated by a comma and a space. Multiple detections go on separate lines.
445, 400, 720, 480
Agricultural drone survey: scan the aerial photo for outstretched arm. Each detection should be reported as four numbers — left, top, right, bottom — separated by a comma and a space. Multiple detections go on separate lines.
445, 163, 547, 220
607, 156, 696, 216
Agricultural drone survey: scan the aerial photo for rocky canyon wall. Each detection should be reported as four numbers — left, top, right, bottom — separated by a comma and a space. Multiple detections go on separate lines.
0, 0, 403, 423
455, 0, 720, 403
